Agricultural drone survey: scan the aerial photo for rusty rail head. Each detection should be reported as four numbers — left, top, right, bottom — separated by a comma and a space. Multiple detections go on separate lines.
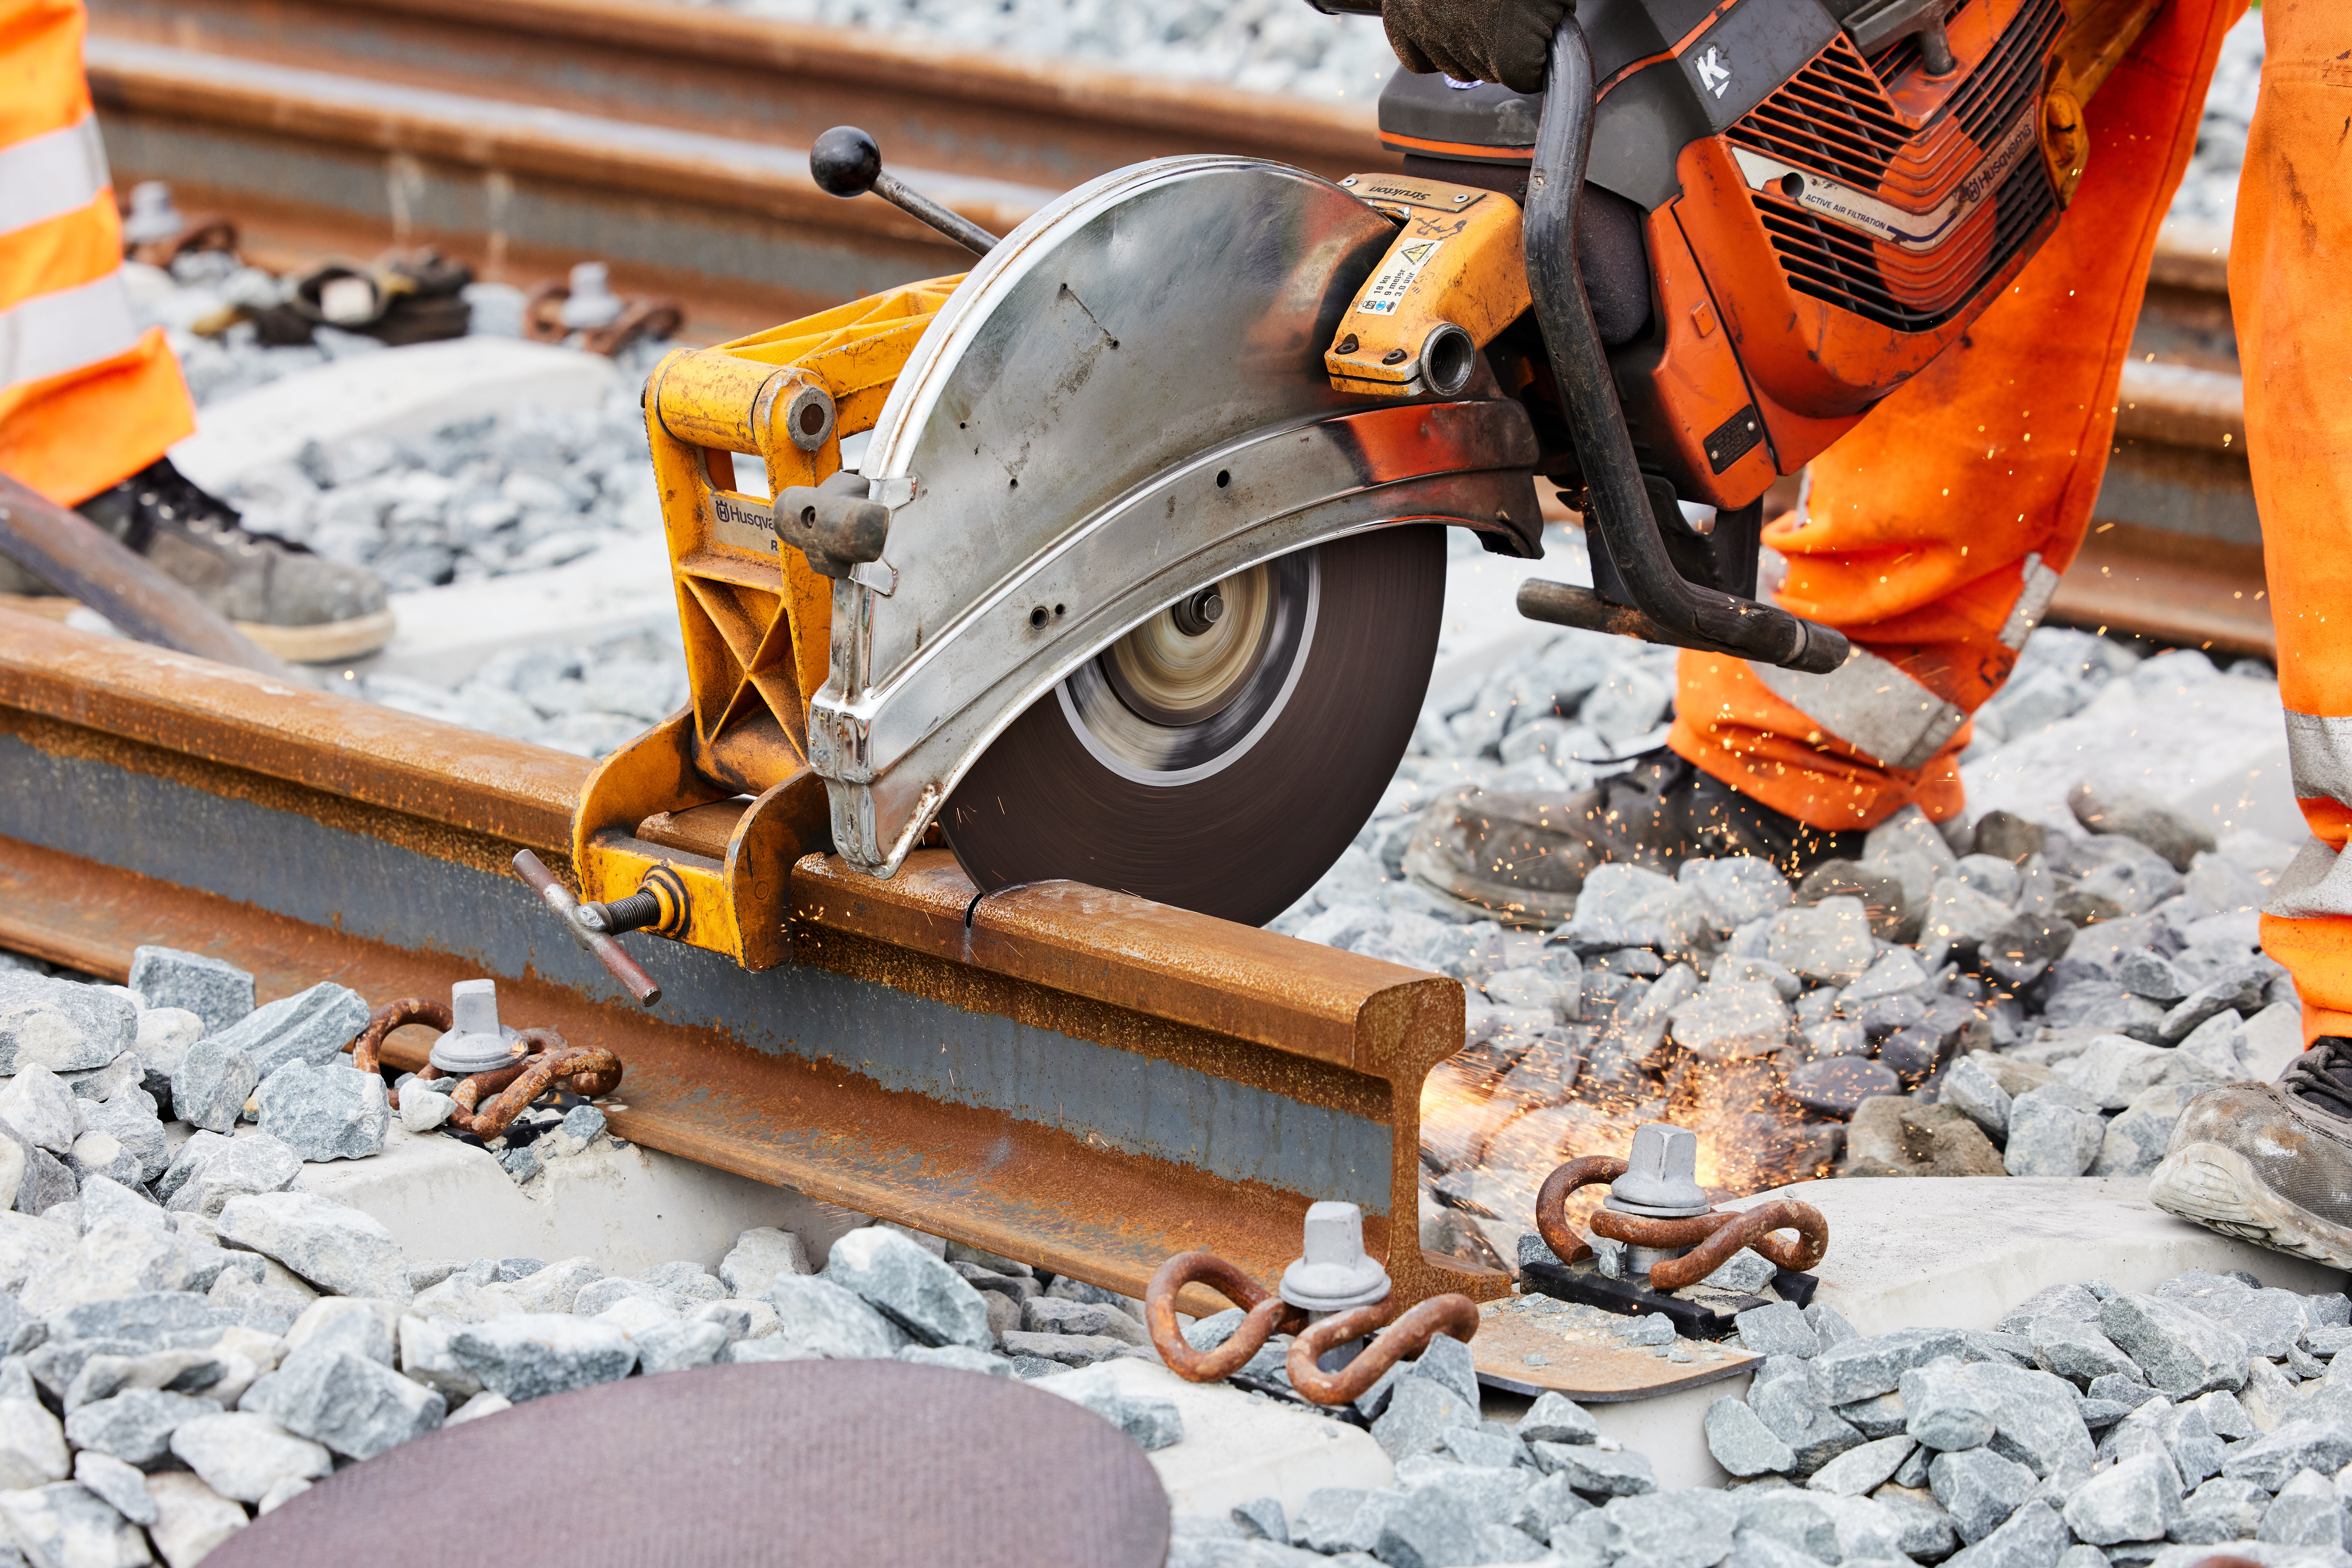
1283, 1293, 1481, 1406
1145, 1252, 1307, 1383
1534, 1154, 1626, 1269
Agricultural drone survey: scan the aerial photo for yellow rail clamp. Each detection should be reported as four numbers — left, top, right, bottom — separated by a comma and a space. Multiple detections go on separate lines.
572, 275, 963, 969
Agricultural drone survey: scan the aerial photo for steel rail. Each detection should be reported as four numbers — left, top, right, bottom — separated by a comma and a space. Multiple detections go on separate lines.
0, 612, 1504, 1315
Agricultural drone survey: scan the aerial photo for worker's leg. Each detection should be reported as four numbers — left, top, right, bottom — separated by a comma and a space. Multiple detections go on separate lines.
2229, 4, 2352, 1045
0, 0, 194, 505
2142, 2, 2352, 1269
1666, 0, 2246, 832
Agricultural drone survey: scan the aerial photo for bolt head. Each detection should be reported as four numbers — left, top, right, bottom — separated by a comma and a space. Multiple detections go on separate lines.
1279, 1200, 1392, 1312
450, 978, 500, 1036
1607, 1122, 1711, 1216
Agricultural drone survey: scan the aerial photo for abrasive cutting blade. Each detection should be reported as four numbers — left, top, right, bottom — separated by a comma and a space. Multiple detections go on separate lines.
942, 526, 1445, 926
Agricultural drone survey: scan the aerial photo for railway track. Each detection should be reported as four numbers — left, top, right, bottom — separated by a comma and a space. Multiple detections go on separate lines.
0, 618, 1498, 1314
85, 0, 2267, 655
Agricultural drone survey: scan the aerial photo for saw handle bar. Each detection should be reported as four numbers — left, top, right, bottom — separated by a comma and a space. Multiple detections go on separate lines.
1535, 1156, 1831, 1292
810, 126, 1000, 258
1522, 19, 1849, 676
1144, 1251, 1481, 1405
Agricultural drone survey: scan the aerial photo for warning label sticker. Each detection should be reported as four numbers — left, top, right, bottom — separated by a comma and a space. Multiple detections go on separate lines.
1355, 238, 1445, 318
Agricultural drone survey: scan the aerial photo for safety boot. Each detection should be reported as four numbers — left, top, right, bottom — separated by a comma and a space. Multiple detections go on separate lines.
2151, 1040, 2352, 1268
1403, 748, 1866, 923
66, 459, 394, 662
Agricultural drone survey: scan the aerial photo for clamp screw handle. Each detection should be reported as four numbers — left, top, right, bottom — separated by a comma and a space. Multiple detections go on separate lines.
512, 850, 662, 1008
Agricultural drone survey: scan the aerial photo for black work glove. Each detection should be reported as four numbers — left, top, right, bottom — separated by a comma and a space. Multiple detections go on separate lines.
1383, 0, 1572, 94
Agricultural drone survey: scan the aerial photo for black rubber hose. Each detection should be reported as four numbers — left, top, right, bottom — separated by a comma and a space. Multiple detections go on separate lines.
1520, 18, 1849, 675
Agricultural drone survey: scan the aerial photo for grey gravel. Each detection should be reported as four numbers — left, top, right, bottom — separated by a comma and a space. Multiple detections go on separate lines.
1708, 1395, 1797, 1477
126, 949, 254, 1035
252, 1060, 390, 1161
168, 1042, 256, 1138
2102, 1293, 2252, 1396
2063, 1451, 2183, 1544
824, 1226, 991, 1350
444, 1315, 635, 1403
63, 1388, 220, 1468
206, 983, 371, 1082
215, 1191, 411, 1302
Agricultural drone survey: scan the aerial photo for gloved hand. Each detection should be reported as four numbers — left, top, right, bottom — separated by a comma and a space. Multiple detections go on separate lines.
1382, 0, 1573, 94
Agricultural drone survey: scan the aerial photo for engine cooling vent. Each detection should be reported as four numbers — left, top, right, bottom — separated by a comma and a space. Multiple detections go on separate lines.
1756, 158, 2056, 332
1727, 0, 2066, 334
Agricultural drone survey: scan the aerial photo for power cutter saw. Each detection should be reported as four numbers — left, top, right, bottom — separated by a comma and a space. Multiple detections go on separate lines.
564, 0, 2161, 975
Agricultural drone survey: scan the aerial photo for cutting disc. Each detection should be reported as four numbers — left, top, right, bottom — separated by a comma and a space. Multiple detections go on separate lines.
943, 525, 1444, 925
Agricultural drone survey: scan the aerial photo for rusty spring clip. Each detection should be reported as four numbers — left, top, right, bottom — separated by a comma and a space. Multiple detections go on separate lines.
1143, 1202, 1481, 1406
1535, 1123, 1829, 1294
346, 996, 623, 1142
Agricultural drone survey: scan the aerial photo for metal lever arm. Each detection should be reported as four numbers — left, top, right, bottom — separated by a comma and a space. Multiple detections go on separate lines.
1520, 20, 1848, 676
809, 126, 998, 257
512, 850, 662, 1007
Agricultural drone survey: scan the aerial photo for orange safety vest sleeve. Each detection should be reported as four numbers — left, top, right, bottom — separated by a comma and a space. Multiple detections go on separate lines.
0, 0, 194, 506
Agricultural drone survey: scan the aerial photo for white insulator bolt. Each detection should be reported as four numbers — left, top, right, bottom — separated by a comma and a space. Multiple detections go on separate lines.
558, 261, 626, 330
428, 977, 526, 1076
122, 182, 182, 245
1278, 1201, 1392, 1314
1606, 1122, 1711, 1279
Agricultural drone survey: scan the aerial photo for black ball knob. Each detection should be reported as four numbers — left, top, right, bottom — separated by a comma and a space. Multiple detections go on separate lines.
811, 126, 882, 198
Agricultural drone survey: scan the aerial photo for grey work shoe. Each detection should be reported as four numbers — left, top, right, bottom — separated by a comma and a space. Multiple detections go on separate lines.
2151, 1039, 2352, 1268
75, 458, 394, 661
1402, 748, 1866, 924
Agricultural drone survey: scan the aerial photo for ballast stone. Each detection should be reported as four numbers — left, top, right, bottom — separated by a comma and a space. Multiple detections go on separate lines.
446, 1314, 637, 1401
0, 978, 136, 1077
0, 1480, 153, 1568
160, 1132, 300, 1217
241, 1344, 443, 1459
823, 1226, 991, 1350
2062, 1450, 2182, 1544
149, 1470, 249, 1564
65, 1388, 221, 1468
167, 1410, 330, 1504
253, 1060, 389, 1161
214, 1190, 412, 1303
127, 947, 255, 1033
169, 1041, 256, 1137
73, 1449, 157, 1527
2099, 1292, 2250, 1396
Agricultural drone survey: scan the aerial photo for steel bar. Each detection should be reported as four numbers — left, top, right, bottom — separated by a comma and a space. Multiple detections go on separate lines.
0, 472, 296, 679
0, 617, 1504, 1313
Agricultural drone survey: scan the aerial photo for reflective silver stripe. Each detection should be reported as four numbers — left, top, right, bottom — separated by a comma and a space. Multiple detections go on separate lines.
2285, 711, 2352, 806
1996, 551, 2060, 652
0, 272, 142, 392
2265, 834, 2352, 920
1748, 647, 1969, 771
0, 116, 110, 239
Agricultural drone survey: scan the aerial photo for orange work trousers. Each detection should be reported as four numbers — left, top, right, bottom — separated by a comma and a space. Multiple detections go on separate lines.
1668, 0, 2352, 1038
0, 0, 194, 505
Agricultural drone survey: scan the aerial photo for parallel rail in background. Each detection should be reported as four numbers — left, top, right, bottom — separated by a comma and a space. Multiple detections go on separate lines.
83, 0, 2270, 652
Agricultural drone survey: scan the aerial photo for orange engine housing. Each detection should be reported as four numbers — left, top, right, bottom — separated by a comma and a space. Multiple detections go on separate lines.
1380, 0, 2098, 513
